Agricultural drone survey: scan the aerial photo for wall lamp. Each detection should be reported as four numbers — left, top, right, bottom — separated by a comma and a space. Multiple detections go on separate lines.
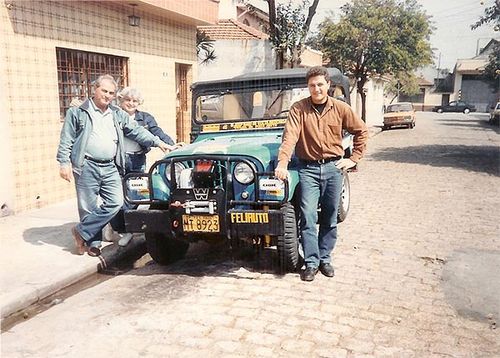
128, 4, 140, 27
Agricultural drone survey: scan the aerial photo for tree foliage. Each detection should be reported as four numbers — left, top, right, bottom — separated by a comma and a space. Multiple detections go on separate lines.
315, 0, 433, 120
483, 43, 500, 91
196, 29, 216, 65
471, 0, 500, 30
385, 72, 421, 103
266, 0, 320, 68
472, 0, 500, 91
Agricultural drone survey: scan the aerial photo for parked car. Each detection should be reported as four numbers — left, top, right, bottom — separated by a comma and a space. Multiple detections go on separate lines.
432, 101, 476, 114
122, 68, 355, 273
489, 102, 500, 125
383, 102, 416, 130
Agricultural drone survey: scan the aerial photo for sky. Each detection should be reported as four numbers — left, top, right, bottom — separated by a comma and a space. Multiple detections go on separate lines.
251, 0, 498, 71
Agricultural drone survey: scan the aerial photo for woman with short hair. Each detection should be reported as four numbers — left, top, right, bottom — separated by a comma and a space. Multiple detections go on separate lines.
110, 87, 183, 246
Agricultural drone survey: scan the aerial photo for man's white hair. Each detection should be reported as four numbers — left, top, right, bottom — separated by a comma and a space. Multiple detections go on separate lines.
93, 74, 118, 89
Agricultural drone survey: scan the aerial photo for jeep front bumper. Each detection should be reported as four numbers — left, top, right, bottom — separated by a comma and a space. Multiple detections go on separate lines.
124, 208, 285, 238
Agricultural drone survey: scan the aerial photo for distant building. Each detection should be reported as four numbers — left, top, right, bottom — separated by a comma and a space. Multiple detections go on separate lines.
453, 39, 498, 112
198, 0, 323, 81
197, 18, 275, 81
408, 39, 499, 112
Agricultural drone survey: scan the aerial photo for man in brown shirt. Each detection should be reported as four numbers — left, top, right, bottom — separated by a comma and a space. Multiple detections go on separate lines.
275, 66, 368, 281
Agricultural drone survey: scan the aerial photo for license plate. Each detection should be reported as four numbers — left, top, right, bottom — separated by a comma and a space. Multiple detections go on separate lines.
182, 215, 220, 232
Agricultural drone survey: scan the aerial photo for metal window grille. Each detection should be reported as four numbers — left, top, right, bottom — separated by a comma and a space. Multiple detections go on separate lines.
56, 48, 129, 120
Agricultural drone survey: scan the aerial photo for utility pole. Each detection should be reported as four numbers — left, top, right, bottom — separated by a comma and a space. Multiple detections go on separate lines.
436, 52, 441, 81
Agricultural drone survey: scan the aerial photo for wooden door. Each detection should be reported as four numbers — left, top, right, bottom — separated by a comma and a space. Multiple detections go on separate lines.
175, 64, 191, 143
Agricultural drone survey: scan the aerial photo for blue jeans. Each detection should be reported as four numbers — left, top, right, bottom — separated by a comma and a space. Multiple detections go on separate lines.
73, 160, 123, 247
109, 152, 146, 232
298, 160, 343, 268
125, 152, 146, 174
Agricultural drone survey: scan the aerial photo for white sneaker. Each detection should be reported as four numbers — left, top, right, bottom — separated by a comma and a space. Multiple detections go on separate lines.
118, 233, 134, 247
102, 223, 118, 242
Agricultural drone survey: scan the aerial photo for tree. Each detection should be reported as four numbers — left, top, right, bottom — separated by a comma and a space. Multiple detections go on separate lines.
266, 0, 320, 68
385, 72, 421, 104
472, 0, 500, 92
471, 0, 500, 30
483, 43, 500, 91
197, 29, 216, 65
316, 0, 433, 121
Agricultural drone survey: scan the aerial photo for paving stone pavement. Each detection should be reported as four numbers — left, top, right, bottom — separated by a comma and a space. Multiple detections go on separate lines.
2, 112, 499, 357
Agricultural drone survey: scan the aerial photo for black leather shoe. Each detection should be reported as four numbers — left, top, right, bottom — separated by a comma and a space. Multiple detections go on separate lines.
301, 267, 318, 281
319, 263, 335, 277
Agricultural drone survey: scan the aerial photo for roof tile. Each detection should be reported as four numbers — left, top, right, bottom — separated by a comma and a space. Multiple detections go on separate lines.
198, 19, 269, 40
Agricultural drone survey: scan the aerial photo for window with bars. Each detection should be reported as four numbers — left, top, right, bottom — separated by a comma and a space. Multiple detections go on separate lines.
56, 48, 129, 120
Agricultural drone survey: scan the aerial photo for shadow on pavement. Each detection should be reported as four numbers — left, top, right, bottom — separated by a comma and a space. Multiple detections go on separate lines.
126, 241, 293, 280
434, 116, 500, 134
369, 144, 500, 176
22, 222, 122, 259
23, 222, 76, 252
442, 248, 500, 326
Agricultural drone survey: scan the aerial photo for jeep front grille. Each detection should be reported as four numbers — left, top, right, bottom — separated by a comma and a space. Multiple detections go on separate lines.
149, 155, 288, 207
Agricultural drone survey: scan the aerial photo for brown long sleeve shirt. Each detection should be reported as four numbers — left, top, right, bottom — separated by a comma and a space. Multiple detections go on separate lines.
277, 96, 368, 165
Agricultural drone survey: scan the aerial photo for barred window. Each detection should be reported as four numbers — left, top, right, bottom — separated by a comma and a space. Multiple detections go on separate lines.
56, 48, 129, 120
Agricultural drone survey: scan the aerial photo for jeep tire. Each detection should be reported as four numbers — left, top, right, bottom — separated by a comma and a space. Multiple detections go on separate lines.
337, 172, 350, 223
277, 203, 299, 273
145, 232, 189, 265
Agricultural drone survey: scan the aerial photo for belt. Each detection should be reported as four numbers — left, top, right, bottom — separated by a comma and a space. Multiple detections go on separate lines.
84, 155, 114, 164
126, 151, 144, 155
300, 156, 341, 164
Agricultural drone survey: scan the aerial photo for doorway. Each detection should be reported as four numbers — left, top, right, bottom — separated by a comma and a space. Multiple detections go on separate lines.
175, 64, 191, 143
441, 94, 450, 106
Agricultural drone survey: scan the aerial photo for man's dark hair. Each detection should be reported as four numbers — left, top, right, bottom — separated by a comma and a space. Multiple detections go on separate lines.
306, 66, 330, 83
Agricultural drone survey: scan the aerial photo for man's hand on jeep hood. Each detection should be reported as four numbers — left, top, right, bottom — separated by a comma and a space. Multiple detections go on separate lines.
274, 166, 289, 181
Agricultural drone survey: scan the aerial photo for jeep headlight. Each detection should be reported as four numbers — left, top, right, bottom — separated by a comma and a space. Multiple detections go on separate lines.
234, 162, 254, 184
165, 162, 186, 184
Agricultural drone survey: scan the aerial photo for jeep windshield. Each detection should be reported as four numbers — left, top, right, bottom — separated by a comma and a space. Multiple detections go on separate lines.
195, 87, 311, 123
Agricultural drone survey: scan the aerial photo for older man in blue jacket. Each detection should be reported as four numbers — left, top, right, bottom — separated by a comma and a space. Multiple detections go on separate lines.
57, 74, 174, 256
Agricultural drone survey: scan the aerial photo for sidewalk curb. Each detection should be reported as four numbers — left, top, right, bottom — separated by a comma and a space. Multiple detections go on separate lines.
1, 237, 146, 321
369, 125, 383, 138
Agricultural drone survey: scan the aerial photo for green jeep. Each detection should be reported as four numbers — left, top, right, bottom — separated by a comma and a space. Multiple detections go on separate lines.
123, 68, 354, 272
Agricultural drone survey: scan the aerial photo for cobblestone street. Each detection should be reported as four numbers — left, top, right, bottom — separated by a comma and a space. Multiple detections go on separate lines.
2, 112, 499, 357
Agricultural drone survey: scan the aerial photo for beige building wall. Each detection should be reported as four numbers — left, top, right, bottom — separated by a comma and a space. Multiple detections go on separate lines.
0, 0, 210, 213
299, 47, 322, 68
421, 88, 443, 111
350, 77, 387, 126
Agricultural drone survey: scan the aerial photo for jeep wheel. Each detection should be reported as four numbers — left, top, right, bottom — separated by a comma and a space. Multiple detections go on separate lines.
145, 232, 189, 265
463, 108, 470, 114
277, 203, 299, 273
337, 172, 350, 223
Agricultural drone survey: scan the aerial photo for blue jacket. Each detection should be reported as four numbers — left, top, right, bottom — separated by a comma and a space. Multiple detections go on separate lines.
56, 99, 161, 175
135, 110, 174, 152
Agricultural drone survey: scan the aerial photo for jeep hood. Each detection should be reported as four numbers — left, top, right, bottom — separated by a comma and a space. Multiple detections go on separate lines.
167, 132, 283, 165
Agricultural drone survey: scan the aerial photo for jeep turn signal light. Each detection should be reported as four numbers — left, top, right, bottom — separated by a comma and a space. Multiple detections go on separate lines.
194, 159, 214, 172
